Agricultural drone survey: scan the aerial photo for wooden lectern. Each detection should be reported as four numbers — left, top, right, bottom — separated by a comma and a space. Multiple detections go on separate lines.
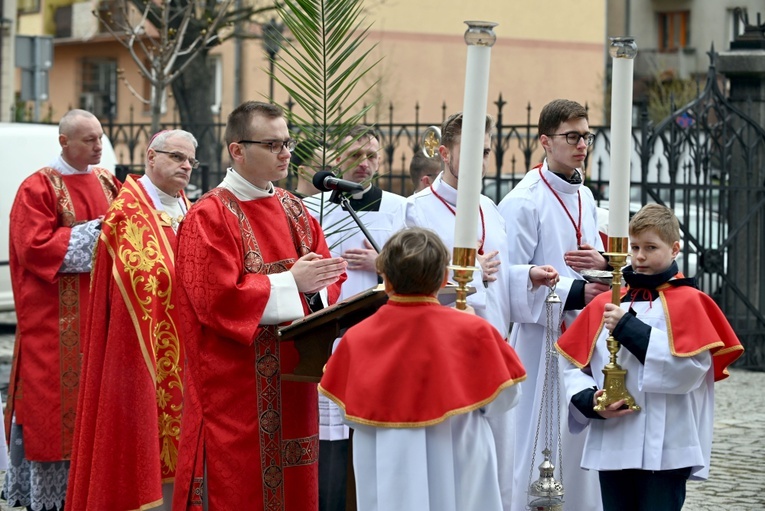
278, 285, 387, 382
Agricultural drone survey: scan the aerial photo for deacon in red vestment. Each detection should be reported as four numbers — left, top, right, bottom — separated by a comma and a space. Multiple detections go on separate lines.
3, 110, 120, 511
66, 130, 198, 511
171, 101, 347, 511
319, 227, 527, 511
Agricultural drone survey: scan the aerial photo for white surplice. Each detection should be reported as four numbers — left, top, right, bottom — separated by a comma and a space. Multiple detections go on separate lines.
344, 385, 521, 511
304, 187, 407, 441
563, 298, 715, 480
497, 160, 604, 511
398, 173, 539, 510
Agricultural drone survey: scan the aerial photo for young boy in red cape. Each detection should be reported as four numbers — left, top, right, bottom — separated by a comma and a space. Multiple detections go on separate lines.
556, 204, 743, 511
319, 227, 527, 511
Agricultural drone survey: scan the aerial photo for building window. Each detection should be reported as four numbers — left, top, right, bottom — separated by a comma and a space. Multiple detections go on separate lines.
80, 59, 117, 119
208, 55, 222, 115
658, 11, 690, 52
96, 0, 128, 33
727, 8, 747, 43
17, 0, 41, 14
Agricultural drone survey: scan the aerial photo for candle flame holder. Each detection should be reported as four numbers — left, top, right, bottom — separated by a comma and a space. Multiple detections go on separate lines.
609, 36, 638, 59
450, 247, 478, 311
594, 236, 640, 412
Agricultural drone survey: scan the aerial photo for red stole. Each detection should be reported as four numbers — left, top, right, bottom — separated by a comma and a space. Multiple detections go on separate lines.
101, 175, 187, 476
556, 284, 744, 381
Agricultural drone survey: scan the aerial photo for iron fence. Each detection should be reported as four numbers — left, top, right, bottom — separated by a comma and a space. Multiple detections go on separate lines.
16, 63, 765, 369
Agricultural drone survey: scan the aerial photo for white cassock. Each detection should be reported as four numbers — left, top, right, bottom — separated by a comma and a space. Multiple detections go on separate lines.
346, 387, 520, 511
561, 297, 715, 480
397, 173, 541, 510
497, 160, 604, 511
304, 186, 407, 441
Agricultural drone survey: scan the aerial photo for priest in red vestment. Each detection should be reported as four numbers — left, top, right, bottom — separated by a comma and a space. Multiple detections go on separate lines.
171, 101, 347, 511
3, 109, 120, 511
65, 130, 198, 511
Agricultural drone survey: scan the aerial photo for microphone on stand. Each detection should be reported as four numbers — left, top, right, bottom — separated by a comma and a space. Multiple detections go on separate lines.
312, 170, 365, 194
311, 170, 380, 253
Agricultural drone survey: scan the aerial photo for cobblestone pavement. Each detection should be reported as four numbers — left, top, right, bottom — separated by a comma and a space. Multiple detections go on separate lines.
0, 319, 762, 510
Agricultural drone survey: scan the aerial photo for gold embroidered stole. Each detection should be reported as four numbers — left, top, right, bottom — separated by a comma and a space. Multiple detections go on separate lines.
207, 187, 315, 508
41, 166, 117, 457
100, 177, 183, 477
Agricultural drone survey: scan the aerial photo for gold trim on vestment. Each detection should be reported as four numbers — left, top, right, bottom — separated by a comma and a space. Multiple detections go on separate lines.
42, 168, 116, 458
319, 375, 527, 429
387, 294, 440, 305
101, 177, 183, 475
206, 187, 317, 510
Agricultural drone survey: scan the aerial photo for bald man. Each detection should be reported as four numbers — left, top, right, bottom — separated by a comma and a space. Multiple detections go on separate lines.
3, 109, 121, 511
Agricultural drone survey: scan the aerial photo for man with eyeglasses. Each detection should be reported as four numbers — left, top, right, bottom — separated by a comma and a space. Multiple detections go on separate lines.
66, 130, 197, 511
4, 109, 120, 511
394, 112, 558, 511
305, 125, 407, 290
498, 99, 610, 511
171, 101, 347, 510
302, 125, 407, 511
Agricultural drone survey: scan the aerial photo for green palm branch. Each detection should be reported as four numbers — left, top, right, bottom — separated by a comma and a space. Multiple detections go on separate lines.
270, 0, 381, 222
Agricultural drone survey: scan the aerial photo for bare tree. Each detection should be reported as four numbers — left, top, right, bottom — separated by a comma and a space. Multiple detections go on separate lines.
97, 0, 235, 133
96, 0, 276, 182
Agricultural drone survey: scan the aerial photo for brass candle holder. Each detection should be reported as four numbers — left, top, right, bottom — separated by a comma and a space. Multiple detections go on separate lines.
593, 236, 641, 412
450, 247, 478, 311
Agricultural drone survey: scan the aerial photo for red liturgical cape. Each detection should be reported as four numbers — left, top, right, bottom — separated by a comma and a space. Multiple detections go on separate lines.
171, 188, 344, 511
319, 296, 527, 427
556, 283, 744, 382
5, 167, 119, 461
66, 176, 189, 510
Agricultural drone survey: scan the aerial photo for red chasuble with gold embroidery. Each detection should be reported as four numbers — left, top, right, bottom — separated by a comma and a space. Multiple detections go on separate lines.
5, 168, 119, 462
556, 284, 744, 382
66, 176, 188, 510
171, 188, 344, 511
319, 296, 527, 427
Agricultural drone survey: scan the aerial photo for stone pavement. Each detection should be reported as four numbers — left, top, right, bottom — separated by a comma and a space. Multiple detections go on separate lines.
0, 319, 762, 510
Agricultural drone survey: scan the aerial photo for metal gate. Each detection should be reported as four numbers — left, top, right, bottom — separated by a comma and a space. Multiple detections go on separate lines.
632, 53, 765, 369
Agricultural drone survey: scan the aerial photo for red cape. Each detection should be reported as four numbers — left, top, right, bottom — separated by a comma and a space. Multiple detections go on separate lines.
556, 283, 744, 382
319, 295, 527, 427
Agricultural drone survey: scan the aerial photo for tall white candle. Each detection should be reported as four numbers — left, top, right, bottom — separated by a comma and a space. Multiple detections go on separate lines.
454, 22, 496, 250
607, 37, 637, 239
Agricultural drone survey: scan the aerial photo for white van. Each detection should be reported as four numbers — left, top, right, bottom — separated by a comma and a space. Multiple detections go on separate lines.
0, 123, 117, 312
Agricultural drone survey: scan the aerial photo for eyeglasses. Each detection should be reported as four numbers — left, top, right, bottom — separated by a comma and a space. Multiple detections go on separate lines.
547, 132, 595, 147
153, 149, 200, 169
238, 139, 297, 153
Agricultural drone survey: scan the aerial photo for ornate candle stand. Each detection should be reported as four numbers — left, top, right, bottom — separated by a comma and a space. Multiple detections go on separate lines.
594, 237, 641, 412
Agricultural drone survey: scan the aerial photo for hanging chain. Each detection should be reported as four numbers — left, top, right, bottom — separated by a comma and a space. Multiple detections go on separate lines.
528, 286, 567, 496
553, 301, 565, 488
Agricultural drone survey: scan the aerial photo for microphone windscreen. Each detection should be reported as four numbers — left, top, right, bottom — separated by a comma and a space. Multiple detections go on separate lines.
312, 170, 335, 192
